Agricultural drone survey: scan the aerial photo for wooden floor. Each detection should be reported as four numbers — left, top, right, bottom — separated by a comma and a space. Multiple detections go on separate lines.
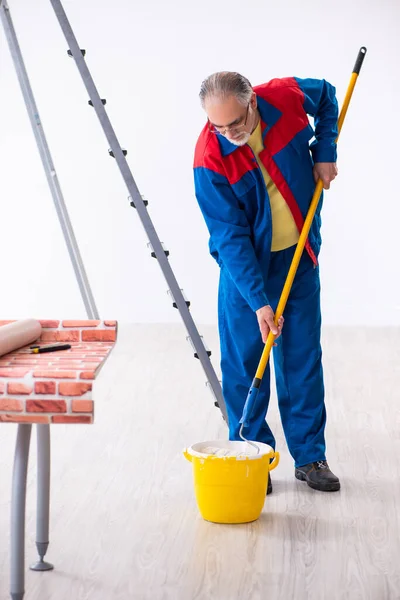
1, 324, 400, 600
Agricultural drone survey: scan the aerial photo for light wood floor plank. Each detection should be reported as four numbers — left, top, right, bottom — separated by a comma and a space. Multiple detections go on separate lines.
1, 324, 399, 600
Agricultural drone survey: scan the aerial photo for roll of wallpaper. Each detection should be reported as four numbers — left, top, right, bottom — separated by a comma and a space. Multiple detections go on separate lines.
0, 319, 42, 358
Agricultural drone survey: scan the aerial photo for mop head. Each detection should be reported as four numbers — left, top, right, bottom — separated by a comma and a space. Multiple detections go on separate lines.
201, 445, 254, 458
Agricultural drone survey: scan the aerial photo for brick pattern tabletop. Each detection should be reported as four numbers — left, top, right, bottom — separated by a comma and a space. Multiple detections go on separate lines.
0, 320, 117, 424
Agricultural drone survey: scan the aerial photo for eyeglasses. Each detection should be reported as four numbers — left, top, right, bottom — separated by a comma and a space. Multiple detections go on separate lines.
208, 103, 250, 135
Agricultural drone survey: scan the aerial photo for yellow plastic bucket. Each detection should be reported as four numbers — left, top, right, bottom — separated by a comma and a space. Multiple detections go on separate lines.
183, 440, 279, 524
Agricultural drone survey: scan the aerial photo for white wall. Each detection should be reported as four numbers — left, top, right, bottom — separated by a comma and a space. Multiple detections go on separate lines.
0, 0, 399, 326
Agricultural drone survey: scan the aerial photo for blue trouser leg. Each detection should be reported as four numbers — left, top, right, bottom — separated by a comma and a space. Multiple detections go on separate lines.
268, 245, 326, 467
217, 245, 326, 466
218, 267, 275, 448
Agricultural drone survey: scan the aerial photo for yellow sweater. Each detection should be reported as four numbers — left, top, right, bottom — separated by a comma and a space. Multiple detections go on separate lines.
247, 121, 299, 251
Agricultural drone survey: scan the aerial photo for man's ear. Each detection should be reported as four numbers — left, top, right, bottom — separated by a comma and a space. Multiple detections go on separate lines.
250, 91, 257, 109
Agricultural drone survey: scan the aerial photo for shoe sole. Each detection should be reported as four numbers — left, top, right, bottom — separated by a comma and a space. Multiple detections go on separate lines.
295, 469, 340, 492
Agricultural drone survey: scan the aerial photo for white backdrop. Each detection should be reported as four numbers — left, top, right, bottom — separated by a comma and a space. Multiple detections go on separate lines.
0, 0, 398, 326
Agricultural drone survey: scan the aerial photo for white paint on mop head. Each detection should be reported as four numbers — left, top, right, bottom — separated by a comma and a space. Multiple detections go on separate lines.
201, 446, 253, 458
188, 439, 273, 460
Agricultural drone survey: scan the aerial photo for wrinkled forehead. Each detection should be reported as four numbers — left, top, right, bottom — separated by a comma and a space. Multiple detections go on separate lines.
205, 95, 245, 128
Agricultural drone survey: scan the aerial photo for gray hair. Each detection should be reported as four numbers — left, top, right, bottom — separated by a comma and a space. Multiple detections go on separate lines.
199, 71, 253, 108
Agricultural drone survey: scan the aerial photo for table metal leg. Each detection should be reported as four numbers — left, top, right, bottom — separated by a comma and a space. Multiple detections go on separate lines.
30, 424, 53, 572
10, 424, 32, 600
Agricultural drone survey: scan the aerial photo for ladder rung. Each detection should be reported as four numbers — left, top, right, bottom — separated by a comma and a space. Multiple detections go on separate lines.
109, 148, 127, 158
129, 195, 148, 208
187, 335, 212, 359
167, 289, 190, 308
147, 242, 169, 258
67, 48, 86, 57
88, 99, 106, 106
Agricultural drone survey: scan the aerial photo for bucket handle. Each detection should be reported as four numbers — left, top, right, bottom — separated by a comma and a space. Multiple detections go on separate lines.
183, 449, 192, 462
268, 451, 280, 471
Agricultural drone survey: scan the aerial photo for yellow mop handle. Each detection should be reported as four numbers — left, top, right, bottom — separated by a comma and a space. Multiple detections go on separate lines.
255, 47, 367, 381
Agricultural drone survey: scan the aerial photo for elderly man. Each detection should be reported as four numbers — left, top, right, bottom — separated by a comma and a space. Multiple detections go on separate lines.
193, 71, 340, 492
